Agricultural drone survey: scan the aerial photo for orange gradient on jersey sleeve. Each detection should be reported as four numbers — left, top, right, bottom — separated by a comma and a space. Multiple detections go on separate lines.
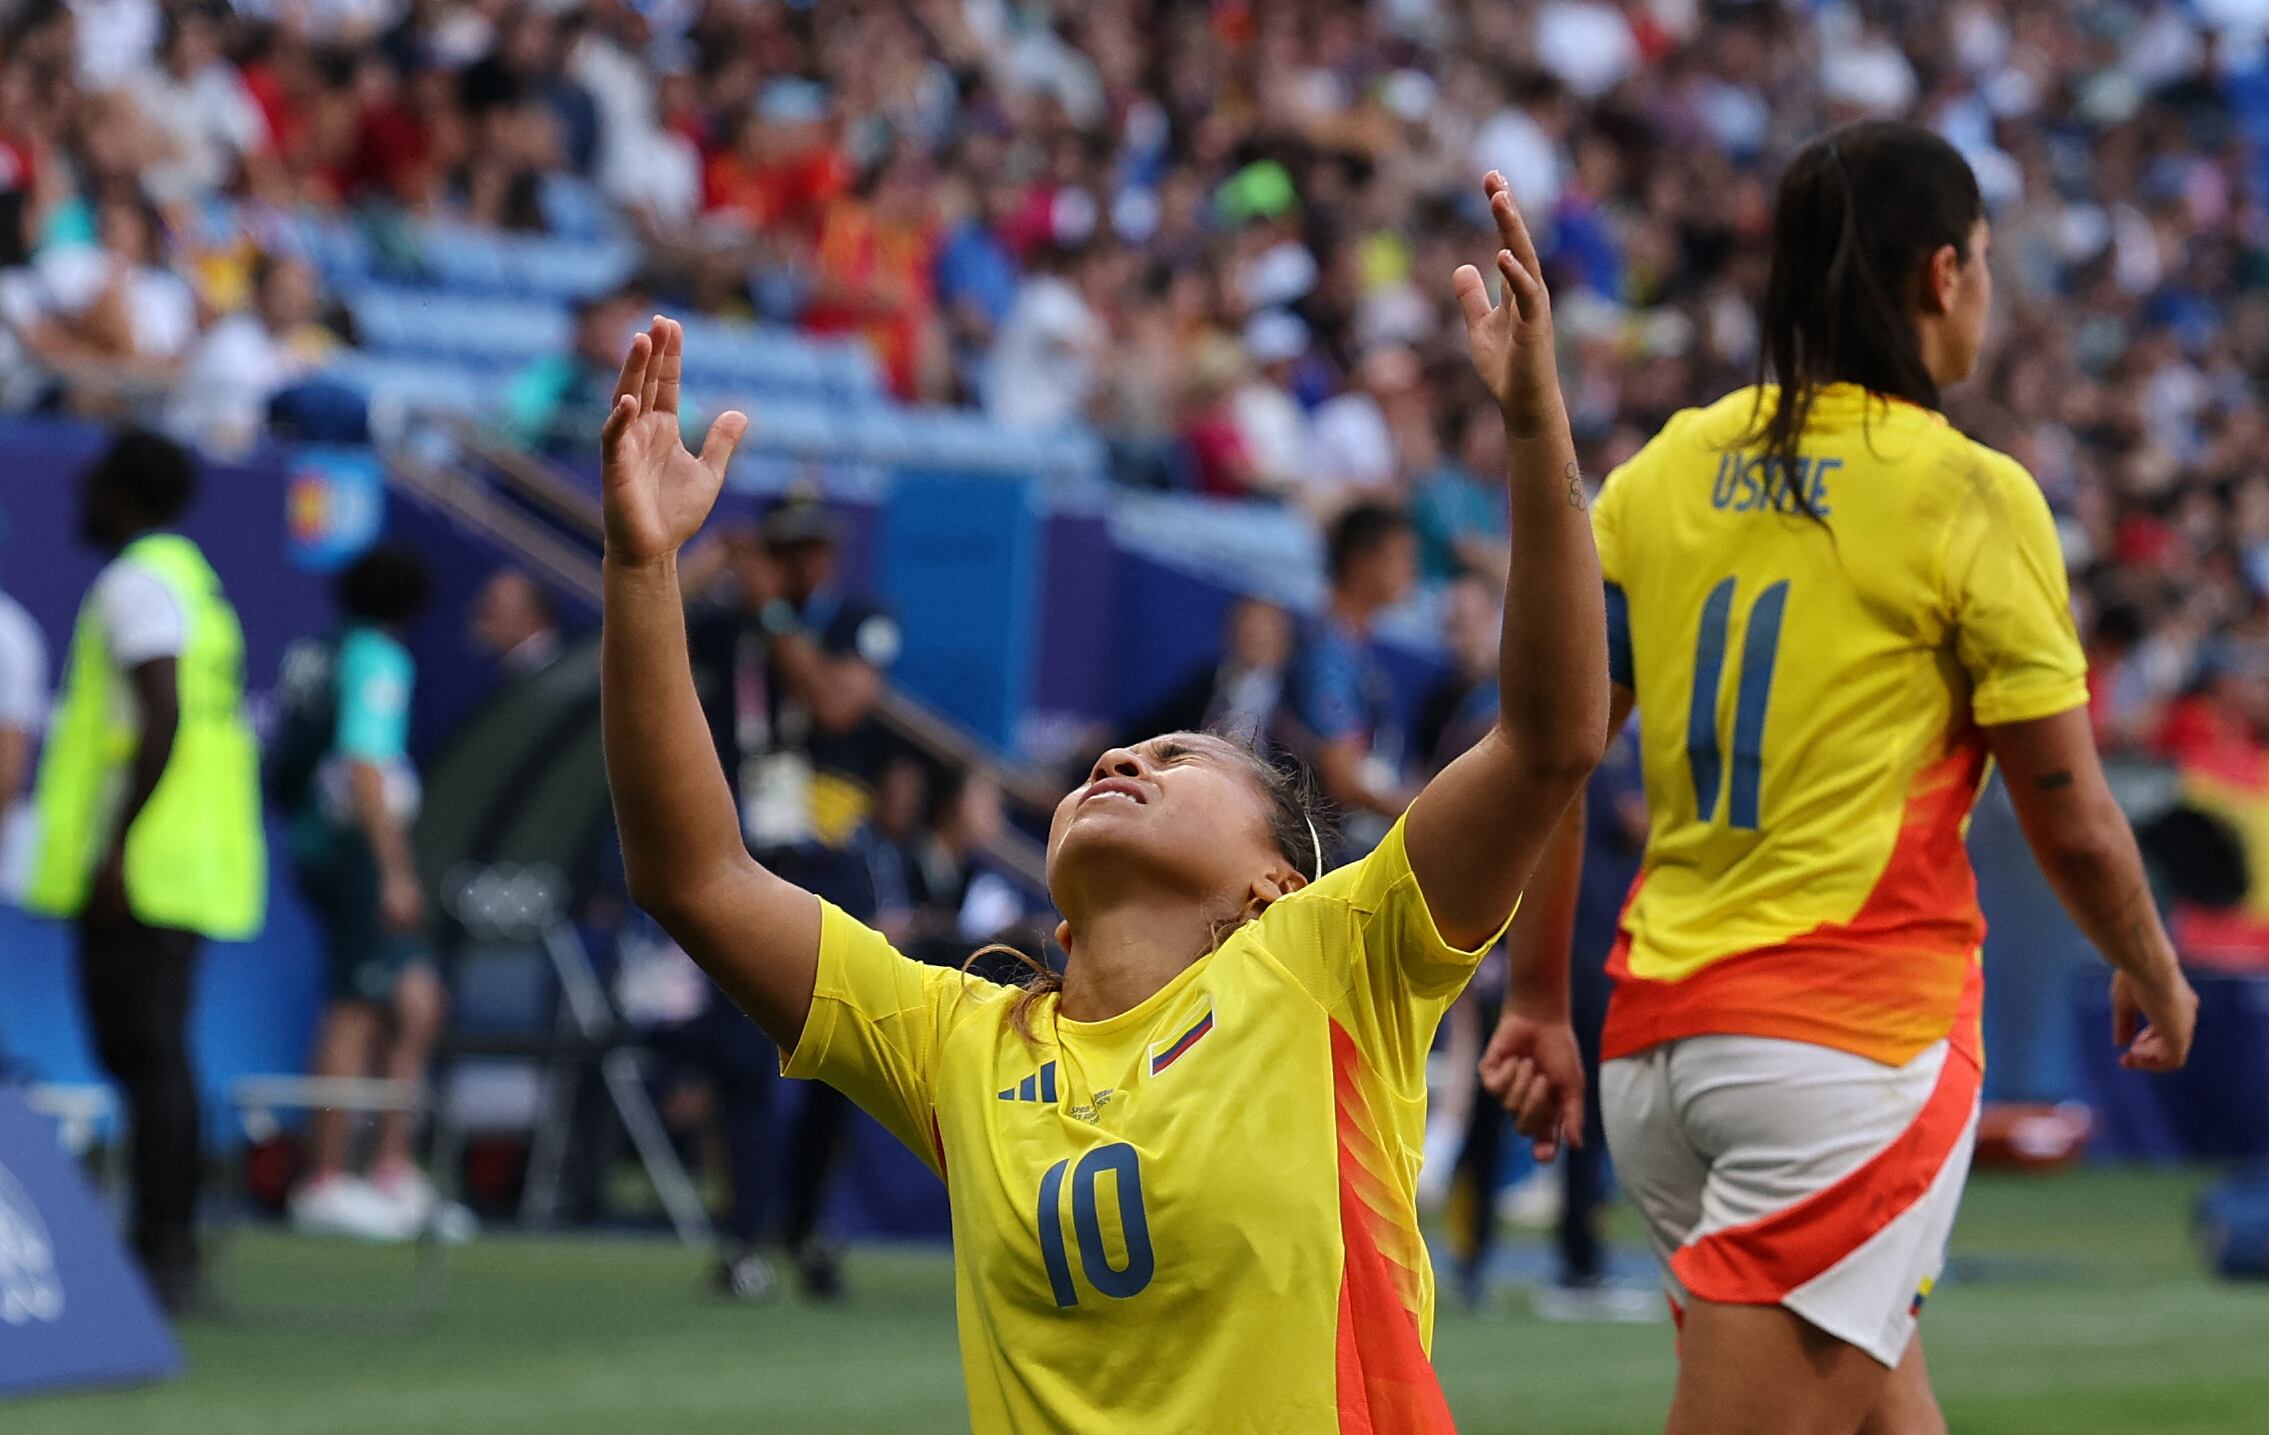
1329, 1021, 1454, 1434
1604, 741, 1992, 1067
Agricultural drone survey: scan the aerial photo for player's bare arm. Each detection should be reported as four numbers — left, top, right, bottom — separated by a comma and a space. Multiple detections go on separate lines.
1984, 706, 2199, 1070
599, 316, 822, 1048
1403, 171, 1610, 952
1481, 681, 1637, 1157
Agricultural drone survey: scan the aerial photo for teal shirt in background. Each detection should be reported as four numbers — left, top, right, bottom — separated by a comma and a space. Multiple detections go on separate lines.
291, 624, 419, 861
1410, 464, 1510, 583
334, 625, 413, 764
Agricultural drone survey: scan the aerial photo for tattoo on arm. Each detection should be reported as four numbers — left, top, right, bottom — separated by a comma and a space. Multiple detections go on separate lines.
2035, 770, 2074, 791
1564, 461, 1586, 511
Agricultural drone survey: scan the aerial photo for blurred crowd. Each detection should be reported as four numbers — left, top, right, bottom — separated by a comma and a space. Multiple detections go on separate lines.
7, 0, 2269, 763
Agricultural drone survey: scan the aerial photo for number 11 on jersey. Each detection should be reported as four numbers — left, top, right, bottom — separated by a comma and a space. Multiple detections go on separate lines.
1688, 577, 1789, 831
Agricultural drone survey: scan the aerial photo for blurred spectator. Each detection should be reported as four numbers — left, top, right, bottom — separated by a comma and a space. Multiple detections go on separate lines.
273, 544, 458, 1243
4, 186, 195, 407
0, 575, 44, 901
984, 241, 1106, 431
1415, 572, 1501, 771
165, 251, 338, 454
685, 488, 901, 1301
1304, 345, 1420, 518
703, 76, 848, 238
874, 765, 1034, 978
803, 147, 946, 399
502, 283, 646, 455
860, 750, 928, 947
1411, 404, 1511, 586
24, 427, 265, 1312
1180, 332, 1260, 498
1128, 595, 1292, 750
469, 566, 562, 677
1230, 310, 1314, 498
128, 4, 270, 208
1280, 502, 1420, 852
933, 171, 1021, 396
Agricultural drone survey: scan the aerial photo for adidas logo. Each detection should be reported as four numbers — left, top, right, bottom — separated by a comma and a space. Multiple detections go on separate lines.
998, 1060, 1060, 1103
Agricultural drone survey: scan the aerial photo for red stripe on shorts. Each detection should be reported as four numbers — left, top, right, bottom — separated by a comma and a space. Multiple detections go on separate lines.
1669, 1043, 1981, 1305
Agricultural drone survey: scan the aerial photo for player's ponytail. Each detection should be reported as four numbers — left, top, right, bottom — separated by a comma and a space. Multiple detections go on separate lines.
1748, 120, 1983, 512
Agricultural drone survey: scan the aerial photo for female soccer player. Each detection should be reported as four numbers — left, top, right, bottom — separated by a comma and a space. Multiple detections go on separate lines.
600, 173, 1605, 1432
1482, 120, 2201, 1435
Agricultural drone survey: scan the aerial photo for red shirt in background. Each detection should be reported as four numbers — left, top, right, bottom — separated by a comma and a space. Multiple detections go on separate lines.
801, 197, 936, 397
703, 145, 849, 238
1186, 407, 1255, 497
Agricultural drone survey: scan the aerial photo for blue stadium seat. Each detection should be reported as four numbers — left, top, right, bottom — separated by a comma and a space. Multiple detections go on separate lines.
318, 352, 488, 415
345, 285, 570, 367
674, 316, 883, 403
415, 224, 639, 300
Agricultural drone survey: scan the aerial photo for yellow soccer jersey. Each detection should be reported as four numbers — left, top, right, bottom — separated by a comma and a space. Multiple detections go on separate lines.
1594, 383, 2089, 1068
784, 816, 1498, 1433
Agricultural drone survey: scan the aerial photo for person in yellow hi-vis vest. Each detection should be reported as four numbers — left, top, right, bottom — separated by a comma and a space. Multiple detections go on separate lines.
26, 427, 265, 1313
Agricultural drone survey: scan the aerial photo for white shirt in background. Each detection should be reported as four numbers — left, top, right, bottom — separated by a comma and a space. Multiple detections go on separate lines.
32, 246, 199, 359
984, 275, 1103, 430
0, 589, 50, 900
1306, 390, 1399, 500
67, 0, 160, 91
129, 62, 270, 205
166, 313, 301, 457
90, 555, 188, 748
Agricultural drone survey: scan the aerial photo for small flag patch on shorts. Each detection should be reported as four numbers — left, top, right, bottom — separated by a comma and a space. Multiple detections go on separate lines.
1909, 1276, 1935, 1317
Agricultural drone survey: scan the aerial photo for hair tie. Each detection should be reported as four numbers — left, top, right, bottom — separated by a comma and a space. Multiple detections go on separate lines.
1304, 812, 1323, 881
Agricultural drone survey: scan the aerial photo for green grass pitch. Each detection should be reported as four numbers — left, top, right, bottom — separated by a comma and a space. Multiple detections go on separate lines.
10, 1167, 2267, 1433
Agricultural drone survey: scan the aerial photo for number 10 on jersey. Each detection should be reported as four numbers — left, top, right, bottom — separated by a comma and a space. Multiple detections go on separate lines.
1037, 1143, 1155, 1307
1688, 577, 1789, 831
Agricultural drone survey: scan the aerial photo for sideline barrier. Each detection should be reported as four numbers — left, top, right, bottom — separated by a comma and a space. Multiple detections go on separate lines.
0, 1083, 181, 1398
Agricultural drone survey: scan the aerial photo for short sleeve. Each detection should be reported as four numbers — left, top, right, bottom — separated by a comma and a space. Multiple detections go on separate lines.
1593, 460, 1636, 689
1942, 452, 2089, 727
93, 560, 186, 666
782, 900, 1002, 1175
1250, 815, 1508, 1086
1340, 815, 1511, 1001
334, 630, 413, 762
1590, 464, 1627, 589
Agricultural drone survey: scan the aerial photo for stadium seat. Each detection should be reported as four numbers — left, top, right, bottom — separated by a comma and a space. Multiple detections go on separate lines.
344, 285, 571, 368
417, 224, 640, 300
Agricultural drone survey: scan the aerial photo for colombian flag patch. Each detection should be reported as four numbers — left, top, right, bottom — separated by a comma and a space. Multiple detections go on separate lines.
1150, 1007, 1215, 1075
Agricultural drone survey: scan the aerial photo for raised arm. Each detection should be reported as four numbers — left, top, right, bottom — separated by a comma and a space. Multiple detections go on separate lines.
600, 316, 819, 1046
1403, 173, 1610, 950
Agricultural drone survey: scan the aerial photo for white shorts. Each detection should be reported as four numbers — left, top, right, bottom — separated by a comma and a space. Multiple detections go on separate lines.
1601, 1034, 1981, 1368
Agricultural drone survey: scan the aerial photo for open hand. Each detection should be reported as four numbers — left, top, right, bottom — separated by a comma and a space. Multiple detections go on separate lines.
601, 316, 749, 566
1453, 172, 1562, 435
1478, 1009, 1587, 1162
